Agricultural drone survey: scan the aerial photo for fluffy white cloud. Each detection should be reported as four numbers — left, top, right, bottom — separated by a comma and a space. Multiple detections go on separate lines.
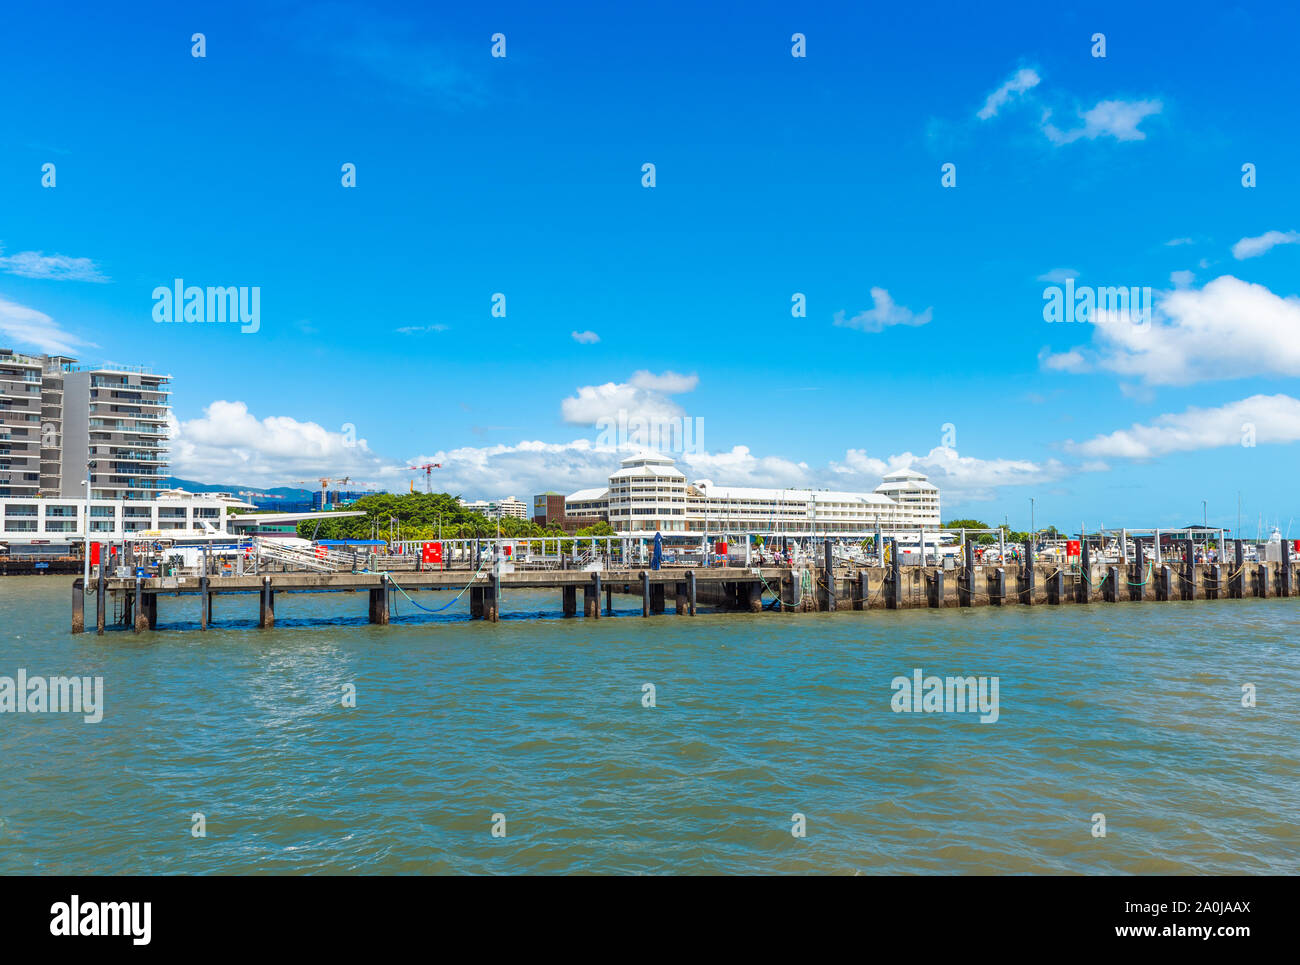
977, 68, 1040, 119
831, 446, 1072, 502
1042, 98, 1162, 144
1044, 275, 1300, 385
0, 248, 108, 282
571, 330, 600, 344
169, 400, 389, 486
560, 370, 698, 425
1232, 230, 1299, 260
833, 288, 932, 333
1066, 395, 1300, 459
0, 295, 96, 355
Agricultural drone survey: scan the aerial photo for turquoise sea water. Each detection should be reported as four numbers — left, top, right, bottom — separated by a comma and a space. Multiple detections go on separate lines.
0, 575, 1296, 874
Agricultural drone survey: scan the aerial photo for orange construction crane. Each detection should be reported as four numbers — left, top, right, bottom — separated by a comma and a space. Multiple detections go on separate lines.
406, 463, 442, 493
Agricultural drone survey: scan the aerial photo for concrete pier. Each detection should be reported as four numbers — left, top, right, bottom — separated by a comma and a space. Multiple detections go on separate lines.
75, 555, 1300, 634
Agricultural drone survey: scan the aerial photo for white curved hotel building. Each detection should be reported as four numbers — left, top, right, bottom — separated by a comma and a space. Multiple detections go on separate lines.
566, 453, 940, 536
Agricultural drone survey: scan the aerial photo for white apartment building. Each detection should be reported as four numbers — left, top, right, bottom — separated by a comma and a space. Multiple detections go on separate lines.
458, 496, 528, 519
0, 489, 254, 550
565, 453, 941, 536
1, 349, 171, 501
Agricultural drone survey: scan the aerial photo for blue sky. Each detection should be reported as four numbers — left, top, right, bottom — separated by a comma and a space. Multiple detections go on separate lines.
2, 0, 1299, 534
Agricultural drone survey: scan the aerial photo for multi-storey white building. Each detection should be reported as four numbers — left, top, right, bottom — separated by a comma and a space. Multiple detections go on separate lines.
1, 349, 171, 501
0, 489, 255, 550
566, 453, 941, 536
458, 496, 529, 519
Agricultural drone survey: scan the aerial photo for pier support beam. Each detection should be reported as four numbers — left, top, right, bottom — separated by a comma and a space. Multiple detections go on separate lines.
562, 585, 577, 618
1021, 540, 1035, 605
1183, 539, 1196, 601
588, 573, 601, 619
469, 586, 485, 619
71, 578, 85, 634
650, 583, 666, 615
199, 574, 210, 630
1048, 568, 1063, 605
485, 577, 498, 623
1209, 564, 1222, 600
958, 540, 974, 607
96, 550, 107, 635
1104, 566, 1119, 603
133, 577, 147, 633
641, 571, 650, 617
144, 592, 157, 630
369, 576, 390, 625
1156, 566, 1171, 602
1076, 541, 1091, 604
746, 582, 762, 613
1132, 540, 1146, 602
674, 581, 687, 615
1231, 540, 1245, 598
605, 583, 613, 615
859, 570, 871, 611
990, 568, 1005, 606
823, 542, 835, 612
1255, 565, 1268, 599
259, 577, 275, 628
1282, 540, 1293, 597
928, 570, 943, 608
890, 543, 903, 609
686, 570, 697, 616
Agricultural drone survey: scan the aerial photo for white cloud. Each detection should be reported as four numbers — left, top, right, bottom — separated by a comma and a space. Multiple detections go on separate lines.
571, 330, 600, 344
0, 295, 96, 355
395, 324, 448, 334
1042, 98, 1162, 144
1066, 395, 1300, 460
833, 288, 932, 333
560, 370, 698, 425
1164, 237, 1195, 247
1038, 347, 1086, 372
831, 446, 1072, 502
169, 400, 388, 485
1231, 230, 1299, 260
1170, 270, 1195, 288
977, 68, 1041, 120
0, 248, 108, 282
1037, 268, 1079, 283
1046, 275, 1300, 385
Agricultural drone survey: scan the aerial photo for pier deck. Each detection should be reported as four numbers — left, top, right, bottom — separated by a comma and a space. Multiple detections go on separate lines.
71, 544, 1299, 633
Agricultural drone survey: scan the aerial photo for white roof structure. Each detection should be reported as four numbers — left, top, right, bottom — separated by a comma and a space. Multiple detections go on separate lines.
567, 487, 609, 502
609, 452, 686, 480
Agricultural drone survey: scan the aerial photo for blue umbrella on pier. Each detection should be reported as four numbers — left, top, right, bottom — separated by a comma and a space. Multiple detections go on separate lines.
651, 532, 663, 570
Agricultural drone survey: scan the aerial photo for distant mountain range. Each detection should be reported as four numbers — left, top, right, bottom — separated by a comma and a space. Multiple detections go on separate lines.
161, 477, 314, 499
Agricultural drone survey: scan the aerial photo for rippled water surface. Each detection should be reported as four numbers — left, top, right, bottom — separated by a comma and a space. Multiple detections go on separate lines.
1, 575, 1296, 874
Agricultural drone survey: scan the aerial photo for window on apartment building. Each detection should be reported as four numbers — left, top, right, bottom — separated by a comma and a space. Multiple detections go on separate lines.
45, 505, 77, 517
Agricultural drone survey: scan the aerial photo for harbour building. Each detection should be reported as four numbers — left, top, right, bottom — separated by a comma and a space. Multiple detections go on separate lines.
565, 453, 941, 536
1, 349, 171, 501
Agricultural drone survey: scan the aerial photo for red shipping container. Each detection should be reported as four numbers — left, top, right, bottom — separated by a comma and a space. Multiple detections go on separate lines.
1066, 540, 1081, 556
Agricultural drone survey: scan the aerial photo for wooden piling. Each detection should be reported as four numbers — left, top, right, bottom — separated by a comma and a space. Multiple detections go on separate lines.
562, 585, 577, 617
71, 578, 85, 634
259, 576, 275, 628
96, 548, 107, 635
133, 577, 147, 633
823, 542, 835, 612
640, 571, 650, 617
686, 570, 697, 616
1021, 540, 1035, 605
589, 573, 601, 619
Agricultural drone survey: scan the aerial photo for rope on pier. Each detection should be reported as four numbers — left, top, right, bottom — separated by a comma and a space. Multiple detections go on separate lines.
383, 559, 490, 615
1126, 563, 1154, 587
